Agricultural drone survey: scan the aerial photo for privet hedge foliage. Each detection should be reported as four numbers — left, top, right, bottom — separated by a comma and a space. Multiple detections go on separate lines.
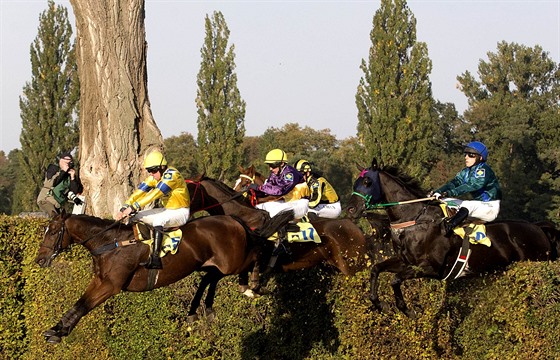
2, 214, 560, 359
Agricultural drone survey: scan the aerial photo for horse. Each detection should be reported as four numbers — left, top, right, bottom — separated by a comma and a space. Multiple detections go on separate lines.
187, 175, 368, 278
35, 210, 293, 343
345, 158, 559, 317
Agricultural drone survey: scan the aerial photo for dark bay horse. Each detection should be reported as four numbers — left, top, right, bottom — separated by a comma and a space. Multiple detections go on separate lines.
35, 210, 292, 343
345, 159, 559, 317
187, 175, 368, 277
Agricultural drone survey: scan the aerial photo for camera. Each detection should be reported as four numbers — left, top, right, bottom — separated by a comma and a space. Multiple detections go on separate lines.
68, 161, 75, 169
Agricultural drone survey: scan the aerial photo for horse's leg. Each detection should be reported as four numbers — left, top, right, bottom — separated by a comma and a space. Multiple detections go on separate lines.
238, 271, 249, 293
203, 269, 224, 322
43, 277, 121, 343
187, 272, 213, 323
391, 267, 419, 318
370, 257, 407, 313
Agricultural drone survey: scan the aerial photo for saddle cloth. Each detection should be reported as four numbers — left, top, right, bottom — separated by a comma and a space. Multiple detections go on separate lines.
133, 223, 182, 256
440, 204, 491, 247
268, 219, 322, 244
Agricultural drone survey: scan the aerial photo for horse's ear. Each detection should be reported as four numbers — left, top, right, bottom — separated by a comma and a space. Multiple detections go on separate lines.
238, 165, 244, 172
355, 163, 365, 172
371, 158, 378, 170
248, 164, 255, 171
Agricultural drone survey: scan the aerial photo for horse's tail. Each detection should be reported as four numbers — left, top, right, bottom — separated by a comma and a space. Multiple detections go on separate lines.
534, 220, 560, 260
253, 209, 295, 239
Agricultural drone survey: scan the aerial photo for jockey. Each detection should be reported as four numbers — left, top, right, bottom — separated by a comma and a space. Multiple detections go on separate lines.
429, 141, 502, 236
248, 148, 308, 259
294, 159, 341, 219
116, 150, 190, 269
248, 148, 309, 219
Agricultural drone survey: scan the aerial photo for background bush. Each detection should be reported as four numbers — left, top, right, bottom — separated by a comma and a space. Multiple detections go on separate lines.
2, 215, 560, 359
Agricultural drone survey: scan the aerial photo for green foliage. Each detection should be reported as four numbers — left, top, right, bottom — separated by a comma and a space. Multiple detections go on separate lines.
0, 150, 19, 215
14, 0, 79, 214
4, 215, 560, 359
457, 41, 560, 222
196, 11, 246, 182
356, 0, 438, 182
164, 132, 199, 178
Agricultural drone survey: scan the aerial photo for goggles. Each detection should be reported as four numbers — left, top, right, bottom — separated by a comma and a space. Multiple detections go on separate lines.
146, 166, 160, 174
465, 152, 478, 159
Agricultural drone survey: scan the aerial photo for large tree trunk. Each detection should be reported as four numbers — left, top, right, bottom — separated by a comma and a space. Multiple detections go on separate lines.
70, 0, 162, 217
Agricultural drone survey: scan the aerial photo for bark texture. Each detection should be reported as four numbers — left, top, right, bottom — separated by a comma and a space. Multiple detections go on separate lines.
70, 0, 162, 217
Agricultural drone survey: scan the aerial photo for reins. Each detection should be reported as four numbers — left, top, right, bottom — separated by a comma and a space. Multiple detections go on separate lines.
354, 191, 436, 210
354, 193, 439, 230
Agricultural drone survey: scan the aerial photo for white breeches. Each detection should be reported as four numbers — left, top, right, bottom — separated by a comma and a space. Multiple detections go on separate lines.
132, 207, 190, 228
255, 199, 309, 219
446, 199, 500, 222
308, 201, 341, 219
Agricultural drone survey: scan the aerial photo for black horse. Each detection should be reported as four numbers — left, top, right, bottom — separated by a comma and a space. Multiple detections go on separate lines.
346, 158, 559, 317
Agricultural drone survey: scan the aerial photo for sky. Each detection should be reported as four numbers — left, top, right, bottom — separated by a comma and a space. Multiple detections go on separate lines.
1, 0, 559, 154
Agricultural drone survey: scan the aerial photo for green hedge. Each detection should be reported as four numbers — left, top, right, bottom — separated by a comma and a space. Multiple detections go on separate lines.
2, 215, 560, 359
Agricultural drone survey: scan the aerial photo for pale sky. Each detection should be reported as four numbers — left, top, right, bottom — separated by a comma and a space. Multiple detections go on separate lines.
1, 0, 559, 153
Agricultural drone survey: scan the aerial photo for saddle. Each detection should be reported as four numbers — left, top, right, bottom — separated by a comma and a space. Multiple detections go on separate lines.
132, 222, 182, 256
268, 217, 322, 244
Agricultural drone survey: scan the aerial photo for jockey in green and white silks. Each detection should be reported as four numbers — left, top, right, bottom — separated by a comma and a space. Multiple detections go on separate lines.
430, 141, 502, 236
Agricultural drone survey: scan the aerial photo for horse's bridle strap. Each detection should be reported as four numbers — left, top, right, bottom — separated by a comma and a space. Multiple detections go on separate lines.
390, 221, 416, 230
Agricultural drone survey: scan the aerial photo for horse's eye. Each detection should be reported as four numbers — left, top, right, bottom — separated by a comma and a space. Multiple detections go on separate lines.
363, 178, 372, 187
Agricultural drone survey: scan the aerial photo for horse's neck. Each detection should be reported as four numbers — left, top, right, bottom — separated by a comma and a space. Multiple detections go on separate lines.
68, 215, 129, 248
380, 172, 425, 223
254, 172, 265, 185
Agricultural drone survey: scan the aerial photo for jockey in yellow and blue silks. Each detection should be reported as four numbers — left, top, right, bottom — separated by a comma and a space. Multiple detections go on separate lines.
116, 150, 190, 269
294, 159, 341, 219
248, 148, 309, 219
429, 141, 502, 237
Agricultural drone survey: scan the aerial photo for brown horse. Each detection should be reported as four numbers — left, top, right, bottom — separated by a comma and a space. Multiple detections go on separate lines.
345, 158, 559, 317
35, 210, 293, 343
188, 175, 368, 277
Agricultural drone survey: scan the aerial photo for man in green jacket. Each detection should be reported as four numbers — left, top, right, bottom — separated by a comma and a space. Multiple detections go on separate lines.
37, 152, 84, 217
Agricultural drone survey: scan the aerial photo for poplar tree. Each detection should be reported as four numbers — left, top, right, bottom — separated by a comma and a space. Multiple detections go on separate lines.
458, 42, 560, 221
196, 11, 246, 181
356, 0, 437, 181
14, 1, 79, 213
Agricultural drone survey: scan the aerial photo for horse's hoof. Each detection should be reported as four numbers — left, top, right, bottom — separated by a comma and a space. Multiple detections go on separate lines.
242, 289, 261, 298
43, 329, 57, 337
45, 335, 62, 344
239, 285, 249, 293
252, 287, 271, 296
205, 308, 216, 322
187, 314, 198, 324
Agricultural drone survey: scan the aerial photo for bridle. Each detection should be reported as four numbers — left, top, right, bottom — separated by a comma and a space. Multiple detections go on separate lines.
41, 220, 68, 261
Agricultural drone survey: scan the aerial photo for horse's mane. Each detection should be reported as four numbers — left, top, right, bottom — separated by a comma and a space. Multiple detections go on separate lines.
381, 165, 426, 198
199, 175, 237, 195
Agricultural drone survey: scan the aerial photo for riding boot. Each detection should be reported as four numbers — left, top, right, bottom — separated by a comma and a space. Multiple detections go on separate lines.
272, 226, 292, 256
146, 226, 164, 269
442, 207, 469, 237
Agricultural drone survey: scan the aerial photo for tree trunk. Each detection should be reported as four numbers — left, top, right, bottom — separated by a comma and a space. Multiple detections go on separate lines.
70, 0, 162, 217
